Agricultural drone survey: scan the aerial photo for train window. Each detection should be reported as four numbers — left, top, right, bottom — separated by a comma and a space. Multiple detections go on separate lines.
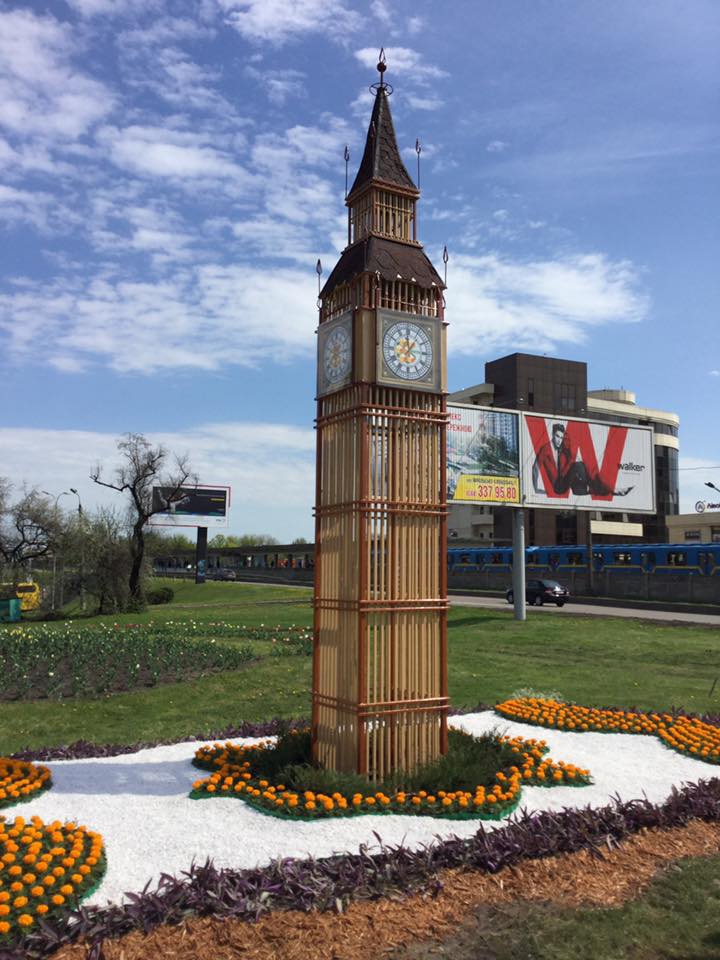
460, 554, 470, 563
491, 553, 503, 564
593, 550, 605, 567
567, 551, 583, 565
641, 551, 656, 566
613, 552, 633, 564
699, 552, 707, 566
667, 551, 687, 566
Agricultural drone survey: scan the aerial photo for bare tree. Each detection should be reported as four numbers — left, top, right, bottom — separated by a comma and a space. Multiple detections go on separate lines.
0, 479, 64, 576
91, 434, 197, 602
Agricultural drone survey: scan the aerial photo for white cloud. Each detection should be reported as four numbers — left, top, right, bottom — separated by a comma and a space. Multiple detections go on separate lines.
65, 0, 161, 15
245, 66, 306, 106
445, 252, 649, 357
218, 0, 361, 45
370, 0, 392, 25
0, 422, 316, 540
98, 125, 252, 185
0, 264, 318, 374
354, 46, 448, 83
0, 9, 112, 141
486, 140, 509, 153
407, 16, 423, 35
0, 185, 53, 231
406, 94, 444, 111
710, 370, 720, 377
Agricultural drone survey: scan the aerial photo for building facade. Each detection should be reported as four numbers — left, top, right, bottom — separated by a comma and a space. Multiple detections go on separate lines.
448, 352, 679, 546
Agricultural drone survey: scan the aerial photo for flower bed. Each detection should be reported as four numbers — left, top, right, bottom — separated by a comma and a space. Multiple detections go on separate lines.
496, 697, 720, 763
0, 813, 105, 949
0, 621, 257, 700
0, 761, 52, 810
190, 729, 591, 820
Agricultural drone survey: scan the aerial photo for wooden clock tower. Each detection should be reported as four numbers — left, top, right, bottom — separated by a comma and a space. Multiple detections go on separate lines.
312, 57, 448, 780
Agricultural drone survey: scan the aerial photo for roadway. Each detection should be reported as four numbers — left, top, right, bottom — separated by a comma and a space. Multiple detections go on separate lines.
449, 592, 720, 627
224, 576, 720, 627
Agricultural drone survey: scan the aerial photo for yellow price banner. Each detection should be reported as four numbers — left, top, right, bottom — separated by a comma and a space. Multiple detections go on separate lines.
453, 475, 520, 504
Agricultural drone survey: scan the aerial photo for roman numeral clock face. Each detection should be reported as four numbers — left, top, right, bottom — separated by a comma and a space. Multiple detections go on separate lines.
324, 326, 351, 383
317, 312, 352, 396
378, 312, 440, 390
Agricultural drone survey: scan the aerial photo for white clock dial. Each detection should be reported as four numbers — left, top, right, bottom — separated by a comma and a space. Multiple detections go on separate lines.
323, 325, 352, 383
382, 321, 433, 381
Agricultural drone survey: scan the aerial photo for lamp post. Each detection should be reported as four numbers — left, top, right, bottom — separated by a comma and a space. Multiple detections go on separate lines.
705, 482, 720, 496
42, 490, 69, 611
69, 488, 85, 612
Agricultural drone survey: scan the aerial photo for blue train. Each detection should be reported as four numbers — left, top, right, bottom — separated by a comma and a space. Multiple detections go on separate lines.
447, 543, 720, 577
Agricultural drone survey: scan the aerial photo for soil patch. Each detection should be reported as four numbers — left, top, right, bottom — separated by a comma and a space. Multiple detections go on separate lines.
50, 819, 720, 960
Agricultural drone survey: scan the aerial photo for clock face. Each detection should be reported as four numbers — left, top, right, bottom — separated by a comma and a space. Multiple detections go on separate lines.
317, 312, 353, 396
382, 320, 434, 381
323, 324, 352, 384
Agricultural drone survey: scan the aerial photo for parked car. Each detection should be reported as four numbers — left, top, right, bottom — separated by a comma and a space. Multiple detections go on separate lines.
215, 569, 238, 581
506, 579, 570, 607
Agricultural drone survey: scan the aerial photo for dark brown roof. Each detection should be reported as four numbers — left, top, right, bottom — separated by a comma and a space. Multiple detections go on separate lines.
320, 236, 443, 299
347, 87, 418, 199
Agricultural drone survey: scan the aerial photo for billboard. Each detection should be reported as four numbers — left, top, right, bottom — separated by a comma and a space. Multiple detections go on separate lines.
447, 404, 521, 504
148, 485, 231, 528
521, 415, 655, 513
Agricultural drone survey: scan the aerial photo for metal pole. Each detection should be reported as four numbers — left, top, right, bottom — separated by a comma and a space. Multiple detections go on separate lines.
42, 490, 69, 611
70, 489, 85, 611
512, 508, 526, 621
51, 554, 57, 611
195, 526, 208, 584
586, 513, 594, 596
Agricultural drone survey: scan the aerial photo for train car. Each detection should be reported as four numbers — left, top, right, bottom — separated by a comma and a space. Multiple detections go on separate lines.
448, 542, 720, 579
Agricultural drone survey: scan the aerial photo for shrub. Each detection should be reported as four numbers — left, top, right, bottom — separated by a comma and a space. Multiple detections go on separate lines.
146, 586, 175, 605
191, 728, 590, 819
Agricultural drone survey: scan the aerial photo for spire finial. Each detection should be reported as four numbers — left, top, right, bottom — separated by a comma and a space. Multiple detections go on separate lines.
370, 48, 393, 97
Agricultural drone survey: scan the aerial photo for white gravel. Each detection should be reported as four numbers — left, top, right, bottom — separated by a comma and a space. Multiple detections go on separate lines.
11, 712, 718, 909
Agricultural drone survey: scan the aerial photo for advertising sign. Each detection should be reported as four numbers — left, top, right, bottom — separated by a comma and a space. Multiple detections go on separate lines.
521, 415, 655, 513
447, 404, 521, 505
148, 485, 231, 528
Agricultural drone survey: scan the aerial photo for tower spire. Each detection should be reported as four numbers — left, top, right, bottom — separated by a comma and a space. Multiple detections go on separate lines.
347, 52, 418, 200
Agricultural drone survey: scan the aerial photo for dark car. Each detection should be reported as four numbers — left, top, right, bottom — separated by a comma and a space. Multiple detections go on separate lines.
506, 579, 570, 607
215, 568, 238, 581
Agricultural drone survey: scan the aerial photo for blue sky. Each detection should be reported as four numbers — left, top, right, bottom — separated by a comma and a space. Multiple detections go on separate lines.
1, 0, 718, 539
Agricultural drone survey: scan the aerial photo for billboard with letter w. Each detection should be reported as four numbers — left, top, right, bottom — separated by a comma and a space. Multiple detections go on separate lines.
520, 414, 655, 513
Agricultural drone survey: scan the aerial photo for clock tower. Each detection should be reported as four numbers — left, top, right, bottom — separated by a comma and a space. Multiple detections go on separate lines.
313, 56, 448, 779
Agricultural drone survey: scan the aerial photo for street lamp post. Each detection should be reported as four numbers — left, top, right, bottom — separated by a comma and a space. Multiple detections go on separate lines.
705, 482, 720, 496
42, 490, 69, 611
69, 488, 85, 612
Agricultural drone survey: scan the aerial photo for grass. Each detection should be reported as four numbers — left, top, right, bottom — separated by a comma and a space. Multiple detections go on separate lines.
391, 854, 720, 960
4, 581, 720, 958
1, 579, 720, 753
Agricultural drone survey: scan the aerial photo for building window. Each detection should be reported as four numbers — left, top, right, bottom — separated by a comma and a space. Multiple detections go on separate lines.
527, 378, 535, 408
556, 382, 576, 412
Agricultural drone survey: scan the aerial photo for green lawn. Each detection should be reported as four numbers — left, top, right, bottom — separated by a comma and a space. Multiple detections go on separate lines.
392, 854, 720, 960
1, 580, 719, 753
